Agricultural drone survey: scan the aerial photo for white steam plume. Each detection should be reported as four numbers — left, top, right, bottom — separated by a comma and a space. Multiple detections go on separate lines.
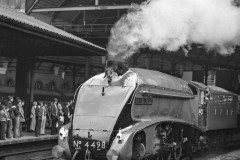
107, 0, 240, 60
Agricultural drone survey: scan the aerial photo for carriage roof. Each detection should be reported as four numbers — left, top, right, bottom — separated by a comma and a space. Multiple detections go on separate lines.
190, 81, 237, 96
190, 81, 208, 91
208, 86, 237, 96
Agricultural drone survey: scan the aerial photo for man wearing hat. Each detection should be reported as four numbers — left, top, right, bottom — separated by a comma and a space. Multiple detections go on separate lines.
35, 102, 42, 137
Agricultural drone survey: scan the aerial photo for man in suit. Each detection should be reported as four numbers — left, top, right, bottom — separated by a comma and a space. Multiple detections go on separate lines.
13, 99, 21, 139
35, 102, 42, 137
50, 98, 59, 135
4, 96, 14, 139
62, 102, 70, 125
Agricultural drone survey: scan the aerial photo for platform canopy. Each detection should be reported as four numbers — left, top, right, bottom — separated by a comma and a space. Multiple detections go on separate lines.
0, 5, 106, 57
26, 0, 240, 70
26, 0, 140, 46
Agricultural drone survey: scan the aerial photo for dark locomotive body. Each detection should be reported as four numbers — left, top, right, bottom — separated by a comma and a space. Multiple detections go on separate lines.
52, 68, 240, 160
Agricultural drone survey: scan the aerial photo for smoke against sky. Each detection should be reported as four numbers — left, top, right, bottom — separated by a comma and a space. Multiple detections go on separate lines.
107, 0, 240, 60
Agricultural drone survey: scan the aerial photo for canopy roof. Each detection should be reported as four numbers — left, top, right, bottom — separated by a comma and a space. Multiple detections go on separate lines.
26, 0, 240, 70
0, 5, 106, 57
27, 0, 143, 45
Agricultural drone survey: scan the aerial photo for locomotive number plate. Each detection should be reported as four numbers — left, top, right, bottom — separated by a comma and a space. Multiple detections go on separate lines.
134, 97, 153, 105
73, 140, 106, 150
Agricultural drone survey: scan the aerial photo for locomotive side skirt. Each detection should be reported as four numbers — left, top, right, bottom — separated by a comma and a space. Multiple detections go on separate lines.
108, 118, 204, 160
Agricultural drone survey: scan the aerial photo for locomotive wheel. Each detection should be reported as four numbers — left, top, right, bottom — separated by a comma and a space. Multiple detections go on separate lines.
132, 142, 146, 160
156, 151, 171, 160
154, 145, 182, 160
173, 144, 183, 160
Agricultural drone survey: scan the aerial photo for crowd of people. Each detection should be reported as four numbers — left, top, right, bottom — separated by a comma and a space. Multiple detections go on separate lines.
0, 96, 74, 140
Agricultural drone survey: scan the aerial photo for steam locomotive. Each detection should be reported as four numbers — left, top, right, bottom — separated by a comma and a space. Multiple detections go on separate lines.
52, 68, 240, 160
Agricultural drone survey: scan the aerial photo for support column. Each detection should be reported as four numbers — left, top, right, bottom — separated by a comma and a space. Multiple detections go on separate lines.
69, 65, 80, 90
203, 65, 209, 86
15, 57, 35, 100
29, 65, 35, 103
144, 55, 152, 70
85, 57, 90, 81
72, 66, 77, 90
15, 57, 35, 131
170, 60, 177, 76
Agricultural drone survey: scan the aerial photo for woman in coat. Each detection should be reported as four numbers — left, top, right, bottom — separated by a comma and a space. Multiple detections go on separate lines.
19, 101, 25, 137
35, 102, 42, 137
13, 100, 21, 139
40, 102, 47, 135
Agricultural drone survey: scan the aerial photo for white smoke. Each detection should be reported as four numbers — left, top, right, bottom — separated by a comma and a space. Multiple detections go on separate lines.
107, 0, 240, 60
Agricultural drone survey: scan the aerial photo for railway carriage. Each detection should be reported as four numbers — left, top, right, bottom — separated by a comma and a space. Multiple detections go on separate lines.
52, 68, 240, 160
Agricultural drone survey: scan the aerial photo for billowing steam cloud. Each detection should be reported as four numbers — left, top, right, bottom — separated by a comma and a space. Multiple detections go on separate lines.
107, 0, 240, 60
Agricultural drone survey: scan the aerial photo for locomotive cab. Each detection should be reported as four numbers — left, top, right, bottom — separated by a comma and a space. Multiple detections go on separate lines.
188, 81, 209, 130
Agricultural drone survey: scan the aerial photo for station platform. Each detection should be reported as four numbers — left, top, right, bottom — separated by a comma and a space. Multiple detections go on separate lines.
0, 130, 57, 145
0, 130, 58, 160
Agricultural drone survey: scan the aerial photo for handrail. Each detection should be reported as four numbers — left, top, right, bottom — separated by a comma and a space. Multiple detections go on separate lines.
140, 91, 194, 99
